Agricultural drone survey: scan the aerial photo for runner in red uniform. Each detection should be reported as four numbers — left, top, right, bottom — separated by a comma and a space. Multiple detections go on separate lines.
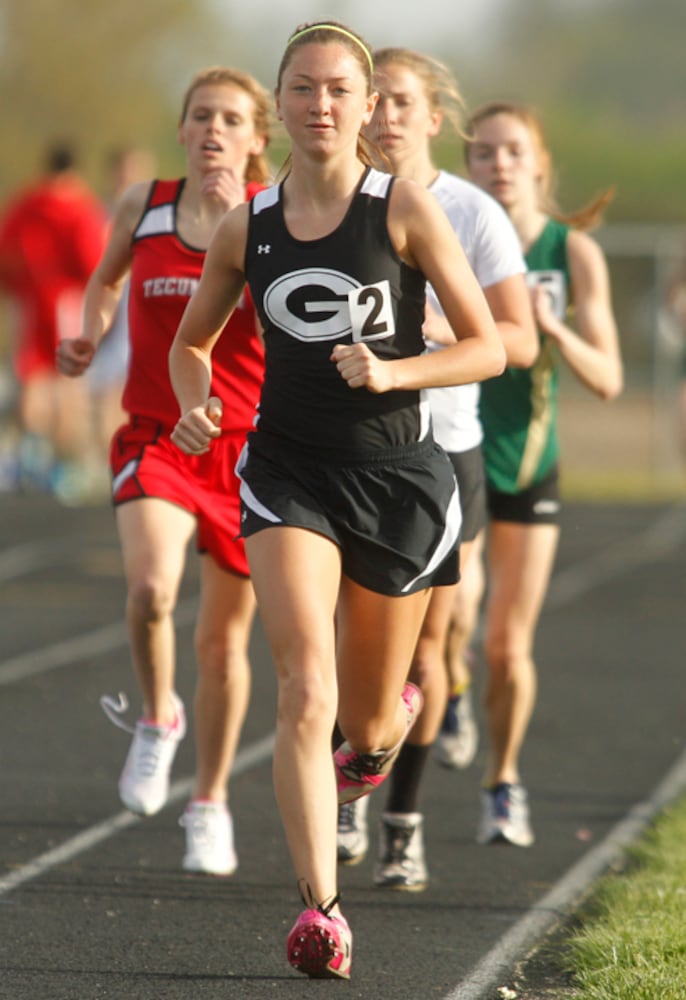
57, 66, 272, 875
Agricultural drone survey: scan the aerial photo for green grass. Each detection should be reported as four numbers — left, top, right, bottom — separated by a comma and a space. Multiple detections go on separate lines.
564, 796, 686, 999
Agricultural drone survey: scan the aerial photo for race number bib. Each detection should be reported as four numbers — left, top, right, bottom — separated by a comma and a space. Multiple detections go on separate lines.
348, 280, 395, 342
526, 270, 566, 320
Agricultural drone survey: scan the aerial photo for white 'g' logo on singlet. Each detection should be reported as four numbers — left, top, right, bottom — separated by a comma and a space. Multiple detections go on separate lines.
263, 268, 395, 343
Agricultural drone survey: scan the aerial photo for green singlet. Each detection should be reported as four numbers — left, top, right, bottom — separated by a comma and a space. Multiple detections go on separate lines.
480, 217, 571, 494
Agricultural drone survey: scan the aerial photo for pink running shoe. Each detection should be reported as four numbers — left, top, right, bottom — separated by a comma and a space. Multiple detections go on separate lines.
334, 682, 423, 805
287, 907, 352, 980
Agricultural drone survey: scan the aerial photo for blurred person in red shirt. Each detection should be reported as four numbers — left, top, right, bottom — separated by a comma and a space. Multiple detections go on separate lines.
0, 141, 108, 495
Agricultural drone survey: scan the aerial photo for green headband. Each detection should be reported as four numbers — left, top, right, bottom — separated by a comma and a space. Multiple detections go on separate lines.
286, 24, 374, 75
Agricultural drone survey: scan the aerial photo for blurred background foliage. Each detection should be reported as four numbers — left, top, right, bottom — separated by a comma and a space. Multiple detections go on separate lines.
0, 0, 226, 197
0, 0, 683, 221
451, 0, 686, 223
0, 0, 684, 496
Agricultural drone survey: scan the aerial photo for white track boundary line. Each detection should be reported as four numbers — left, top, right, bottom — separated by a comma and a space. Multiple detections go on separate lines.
444, 745, 686, 1000
0, 732, 275, 899
444, 503, 686, 999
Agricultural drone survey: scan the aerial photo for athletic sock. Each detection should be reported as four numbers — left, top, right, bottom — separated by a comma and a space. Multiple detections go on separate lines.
332, 721, 345, 752
385, 741, 430, 814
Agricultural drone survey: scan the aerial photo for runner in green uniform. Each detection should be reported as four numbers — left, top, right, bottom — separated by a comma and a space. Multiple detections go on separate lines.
464, 101, 623, 846
480, 219, 569, 497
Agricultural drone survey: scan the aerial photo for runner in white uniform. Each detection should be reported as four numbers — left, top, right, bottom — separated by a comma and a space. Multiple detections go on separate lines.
335, 48, 537, 890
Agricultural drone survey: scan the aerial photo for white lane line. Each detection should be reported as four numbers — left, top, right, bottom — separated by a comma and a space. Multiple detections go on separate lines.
0, 732, 275, 898
0, 597, 198, 687
2, 505, 683, 688
547, 503, 686, 608
444, 745, 686, 1000
0, 537, 78, 583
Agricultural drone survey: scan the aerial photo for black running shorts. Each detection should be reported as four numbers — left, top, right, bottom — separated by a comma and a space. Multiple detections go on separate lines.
447, 445, 486, 543
486, 465, 561, 525
236, 433, 461, 596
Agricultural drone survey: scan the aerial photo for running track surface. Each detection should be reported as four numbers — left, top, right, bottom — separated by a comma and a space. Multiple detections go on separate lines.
1, 493, 684, 1000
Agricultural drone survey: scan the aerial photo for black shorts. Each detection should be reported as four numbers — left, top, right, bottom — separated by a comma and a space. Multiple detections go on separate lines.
236, 433, 461, 597
486, 466, 561, 525
447, 446, 486, 543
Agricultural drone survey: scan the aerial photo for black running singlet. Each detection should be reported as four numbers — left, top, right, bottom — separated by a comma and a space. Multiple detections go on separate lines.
244, 167, 429, 456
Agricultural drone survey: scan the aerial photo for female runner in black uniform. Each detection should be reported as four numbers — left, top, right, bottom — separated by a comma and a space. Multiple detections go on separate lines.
169, 21, 505, 981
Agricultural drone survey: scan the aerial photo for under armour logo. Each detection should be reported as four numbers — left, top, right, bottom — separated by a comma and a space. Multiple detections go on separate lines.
257, 244, 271, 254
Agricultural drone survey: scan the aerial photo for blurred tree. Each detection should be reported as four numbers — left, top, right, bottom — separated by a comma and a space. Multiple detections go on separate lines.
433, 0, 686, 222
481, 0, 683, 128
0, 0, 230, 198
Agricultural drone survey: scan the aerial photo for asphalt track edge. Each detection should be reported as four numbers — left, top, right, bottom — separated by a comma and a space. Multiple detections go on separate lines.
443, 743, 686, 999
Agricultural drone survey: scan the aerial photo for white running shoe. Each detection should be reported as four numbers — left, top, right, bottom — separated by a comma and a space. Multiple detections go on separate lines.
180, 801, 238, 876
434, 687, 479, 769
374, 812, 428, 891
477, 782, 534, 847
100, 691, 186, 816
337, 795, 370, 866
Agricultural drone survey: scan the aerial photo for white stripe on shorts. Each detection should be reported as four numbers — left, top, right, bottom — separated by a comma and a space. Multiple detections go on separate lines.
235, 442, 282, 525
400, 480, 462, 594
111, 458, 139, 497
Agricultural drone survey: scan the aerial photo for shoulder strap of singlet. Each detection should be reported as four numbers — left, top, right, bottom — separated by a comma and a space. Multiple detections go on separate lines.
359, 166, 393, 200
133, 178, 184, 241
147, 178, 183, 208
245, 180, 266, 202
251, 183, 280, 217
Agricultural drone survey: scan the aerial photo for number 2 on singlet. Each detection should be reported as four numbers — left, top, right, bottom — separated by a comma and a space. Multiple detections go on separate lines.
348, 280, 395, 342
